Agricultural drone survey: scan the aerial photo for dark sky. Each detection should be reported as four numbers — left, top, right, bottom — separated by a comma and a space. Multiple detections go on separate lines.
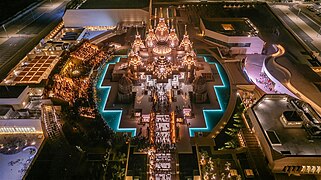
0, 0, 38, 23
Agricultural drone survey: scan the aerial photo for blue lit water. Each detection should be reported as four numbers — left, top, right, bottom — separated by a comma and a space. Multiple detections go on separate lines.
96, 56, 230, 137
96, 56, 136, 136
189, 56, 230, 136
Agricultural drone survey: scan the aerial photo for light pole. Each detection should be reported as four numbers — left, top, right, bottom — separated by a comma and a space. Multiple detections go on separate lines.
2, 24, 9, 38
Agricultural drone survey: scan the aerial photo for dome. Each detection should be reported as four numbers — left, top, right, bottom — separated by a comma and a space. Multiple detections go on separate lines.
119, 75, 133, 86
180, 34, 192, 52
167, 29, 179, 48
119, 75, 133, 94
193, 76, 207, 93
132, 34, 145, 52
152, 45, 172, 55
155, 18, 169, 42
145, 29, 157, 48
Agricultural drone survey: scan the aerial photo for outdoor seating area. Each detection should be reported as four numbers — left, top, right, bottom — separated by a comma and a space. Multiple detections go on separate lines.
2, 55, 60, 85
70, 42, 99, 61
52, 75, 90, 104
0, 134, 40, 154
199, 151, 240, 180
255, 72, 276, 93
52, 41, 108, 104
0, 146, 39, 180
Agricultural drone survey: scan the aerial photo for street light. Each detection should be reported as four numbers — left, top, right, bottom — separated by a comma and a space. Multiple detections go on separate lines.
2, 24, 9, 38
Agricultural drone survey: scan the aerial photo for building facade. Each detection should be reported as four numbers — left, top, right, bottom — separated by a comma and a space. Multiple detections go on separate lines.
200, 18, 264, 54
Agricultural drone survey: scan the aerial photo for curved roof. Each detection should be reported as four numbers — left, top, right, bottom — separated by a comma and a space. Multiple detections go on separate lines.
193, 76, 207, 86
119, 75, 133, 86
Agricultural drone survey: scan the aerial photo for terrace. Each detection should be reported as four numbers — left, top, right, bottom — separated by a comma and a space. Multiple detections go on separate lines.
252, 95, 321, 156
2, 55, 60, 85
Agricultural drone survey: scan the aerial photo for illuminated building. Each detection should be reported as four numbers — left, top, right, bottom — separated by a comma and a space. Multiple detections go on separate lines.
247, 94, 321, 176
200, 18, 264, 54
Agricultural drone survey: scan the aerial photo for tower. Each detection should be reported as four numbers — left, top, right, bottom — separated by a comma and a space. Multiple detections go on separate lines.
192, 76, 207, 103
118, 75, 133, 103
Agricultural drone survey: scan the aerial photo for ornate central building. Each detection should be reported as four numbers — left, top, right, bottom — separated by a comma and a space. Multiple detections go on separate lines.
126, 20, 196, 86
111, 8, 212, 179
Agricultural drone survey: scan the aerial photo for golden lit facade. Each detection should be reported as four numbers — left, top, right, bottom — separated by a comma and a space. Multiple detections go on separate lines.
125, 15, 196, 86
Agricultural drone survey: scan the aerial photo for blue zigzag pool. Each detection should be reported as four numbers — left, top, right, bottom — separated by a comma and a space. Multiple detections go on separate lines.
96, 56, 230, 137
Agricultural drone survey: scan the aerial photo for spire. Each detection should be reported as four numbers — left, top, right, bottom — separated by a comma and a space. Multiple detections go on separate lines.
160, 7, 163, 18
166, 7, 169, 18
184, 24, 187, 35
149, 18, 153, 29
136, 25, 139, 36
154, 8, 157, 27
149, 0, 153, 19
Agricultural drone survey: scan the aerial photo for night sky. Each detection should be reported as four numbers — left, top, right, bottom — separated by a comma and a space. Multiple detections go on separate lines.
0, 0, 38, 23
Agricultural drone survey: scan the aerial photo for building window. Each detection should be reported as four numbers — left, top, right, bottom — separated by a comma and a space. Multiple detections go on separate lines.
204, 36, 251, 47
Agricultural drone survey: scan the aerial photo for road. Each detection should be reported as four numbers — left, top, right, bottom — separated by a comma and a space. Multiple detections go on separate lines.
0, 0, 69, 80
270, 4, 321, 54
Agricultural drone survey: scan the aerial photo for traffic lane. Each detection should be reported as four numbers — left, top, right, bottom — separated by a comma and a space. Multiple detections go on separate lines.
289, 5, 321, 34
17, 3, 65, 34
0, 37, 32, 66
272, 7, 320, 53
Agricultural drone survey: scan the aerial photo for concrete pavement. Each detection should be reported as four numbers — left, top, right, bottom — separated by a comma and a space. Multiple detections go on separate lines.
273, 4, 321, 53
0, 0, 69, 80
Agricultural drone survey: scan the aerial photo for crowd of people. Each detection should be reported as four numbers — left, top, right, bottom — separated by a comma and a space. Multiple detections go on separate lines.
71, 42, 106, 67
63, 42, 107, 78
238, 90, 257, 109
200, 151, 238, 180
256, 73, 277, 93
0, 135, 38, 154
148, 114, 176, 180
71, 42, 98, 61
78, 107, 96, 118
90, 51, 106, 67
61, 61, 77, 77
52, 74, 90, 104
52, 41, 107, 104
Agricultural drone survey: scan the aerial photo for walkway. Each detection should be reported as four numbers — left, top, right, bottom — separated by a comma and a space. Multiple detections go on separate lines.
241, 127, 274, 179
42, 105, 74, 179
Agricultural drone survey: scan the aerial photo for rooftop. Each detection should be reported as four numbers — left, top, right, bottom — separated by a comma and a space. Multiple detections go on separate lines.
2, 55, 60, 85
283, 111, 303, 122
252, 94, 321, 156
0, 105, 12, 116
0, 86, 28, 98
201, 18, 258, 37
79, 0, 149, 9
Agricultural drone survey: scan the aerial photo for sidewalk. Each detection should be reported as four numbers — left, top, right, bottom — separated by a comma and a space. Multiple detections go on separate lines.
274, 4, 321, 53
